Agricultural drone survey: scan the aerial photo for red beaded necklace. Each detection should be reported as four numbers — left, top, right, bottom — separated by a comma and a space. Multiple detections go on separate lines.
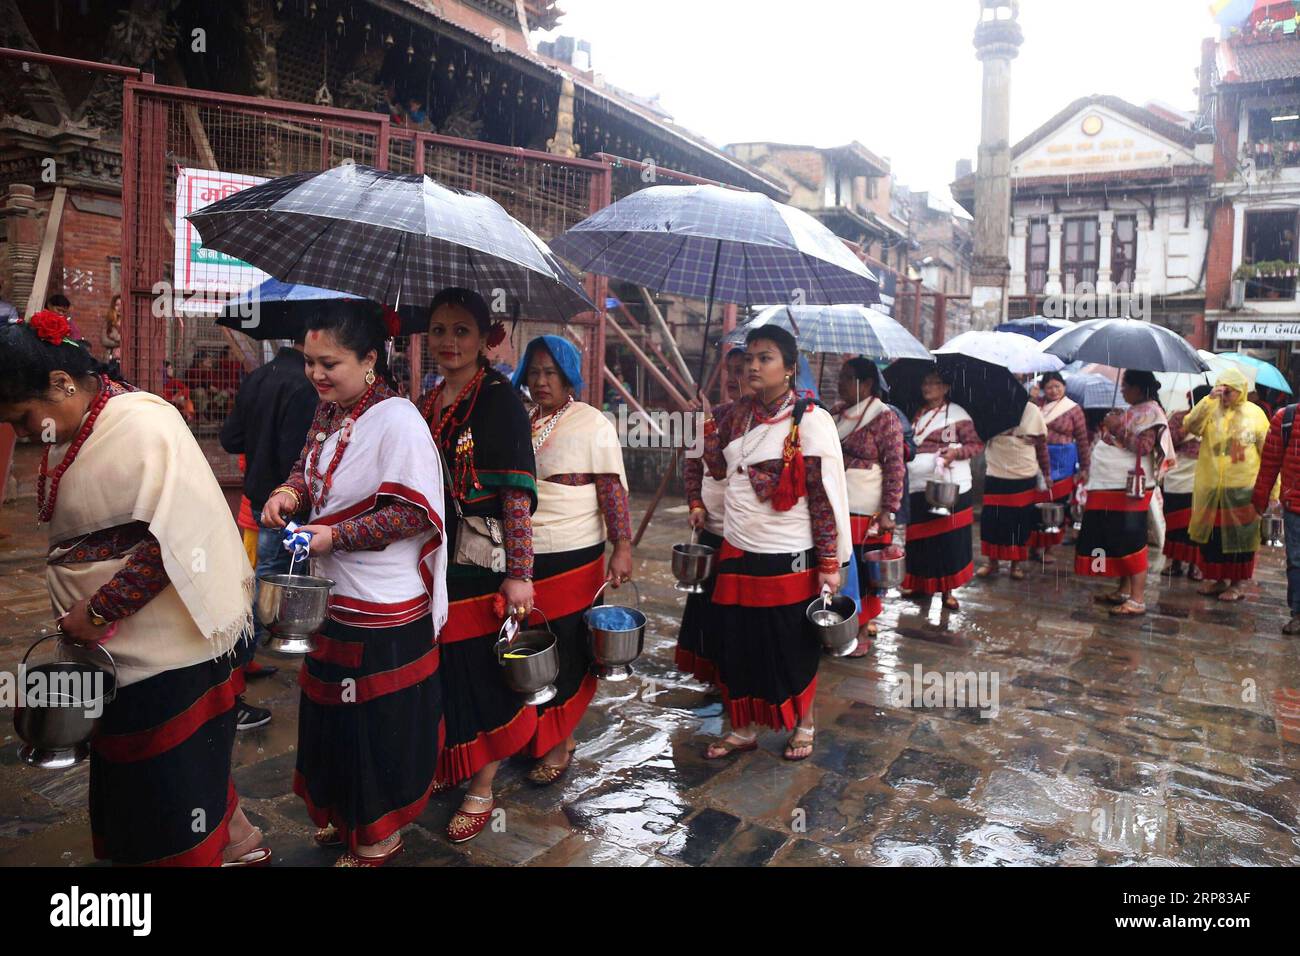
37, 375, 114, 524
308, 381, 380, 511
421, 365, 487, 450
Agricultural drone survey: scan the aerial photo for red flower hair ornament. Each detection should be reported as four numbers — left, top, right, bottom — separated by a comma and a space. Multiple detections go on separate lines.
486, 320, 507, 349
23, 310, 77, 347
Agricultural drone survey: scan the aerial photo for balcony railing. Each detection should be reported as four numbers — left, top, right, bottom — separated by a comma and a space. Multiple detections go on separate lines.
1249, 140, 1300, 169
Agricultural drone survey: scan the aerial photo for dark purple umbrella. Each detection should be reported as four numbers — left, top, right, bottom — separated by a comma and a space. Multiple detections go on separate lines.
551, 183, 879, 382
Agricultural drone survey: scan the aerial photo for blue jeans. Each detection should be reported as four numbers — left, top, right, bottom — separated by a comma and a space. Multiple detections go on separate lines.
1285, 511, 1300, 617
250, 520, 294, 649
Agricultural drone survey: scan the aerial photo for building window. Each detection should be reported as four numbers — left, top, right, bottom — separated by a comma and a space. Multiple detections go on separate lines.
1061, 217, 1099, 291
1026, 218, 1049, 294
1111, 215, 1137, 288
1243, 209, 1298, 301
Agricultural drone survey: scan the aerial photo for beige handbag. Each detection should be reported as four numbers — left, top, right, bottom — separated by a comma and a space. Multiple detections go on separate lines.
435, 440, 507, 572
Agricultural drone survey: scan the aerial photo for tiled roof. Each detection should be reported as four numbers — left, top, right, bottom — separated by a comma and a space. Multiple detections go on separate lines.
1218, 35, 1300, 84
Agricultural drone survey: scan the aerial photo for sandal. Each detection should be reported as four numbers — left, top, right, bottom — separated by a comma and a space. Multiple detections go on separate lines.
527, 741, 578, 786
314, 824, 342, 848
1109, 599, 1147, 617
784, 726, 815, 761
335, 833, 403, 867
447, 794, 495, 844
1009, 567, 1026, 581
975, 564, 998, 579
942, 594, 960, 611
1095, 591, 1131, 606
1198, 581, 1229, 597
1218, 587, 1245, 603
704, 732, 758, 760
221, 826, 272, 867
1189, 566, 1205, 582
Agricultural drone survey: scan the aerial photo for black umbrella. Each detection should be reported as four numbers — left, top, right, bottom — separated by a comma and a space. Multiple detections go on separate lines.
1042, 319, 1210, 373
886, 355, 1029, 442
186, 164, 593, 320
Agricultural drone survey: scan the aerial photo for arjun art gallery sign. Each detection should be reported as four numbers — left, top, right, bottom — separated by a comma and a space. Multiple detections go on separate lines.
171, 167, 271, 314
1216, 320, 1300, 343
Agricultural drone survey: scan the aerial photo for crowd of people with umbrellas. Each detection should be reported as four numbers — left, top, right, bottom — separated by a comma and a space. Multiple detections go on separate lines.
1, 160, 1295, 868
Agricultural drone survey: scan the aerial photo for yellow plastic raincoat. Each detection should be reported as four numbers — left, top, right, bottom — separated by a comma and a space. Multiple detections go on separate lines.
1181, 367, 1271, 552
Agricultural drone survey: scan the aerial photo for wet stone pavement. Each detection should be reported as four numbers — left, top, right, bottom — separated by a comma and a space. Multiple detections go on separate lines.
2, 492, 1300, 867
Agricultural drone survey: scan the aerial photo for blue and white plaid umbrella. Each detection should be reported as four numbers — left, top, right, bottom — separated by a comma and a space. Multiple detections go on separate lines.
552, 183, 879, 381
993, 316, 1073, 341
186, 164, 593, 321
723, 304, 930, 362
552, 184, 878, 305
1065, 371, 1129, 410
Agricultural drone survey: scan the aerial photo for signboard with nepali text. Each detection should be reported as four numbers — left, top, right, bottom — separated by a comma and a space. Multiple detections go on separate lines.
172, 167, 270, 315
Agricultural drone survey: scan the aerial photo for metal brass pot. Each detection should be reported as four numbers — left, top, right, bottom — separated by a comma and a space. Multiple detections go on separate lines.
1264, 512, 1285, 549
925, 479, 959, 516
805, 588, 858, 657
585, 581, 646, 681
256, 572, 334, 654
672, 543, 717, 594
14, 634, 117, 770
1036, 501, 1066, 534
495, 610, 559, 705
862, 548, 906, 590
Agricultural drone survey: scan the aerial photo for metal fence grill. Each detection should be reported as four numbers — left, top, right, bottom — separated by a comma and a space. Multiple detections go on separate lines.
122, 82, 388, 480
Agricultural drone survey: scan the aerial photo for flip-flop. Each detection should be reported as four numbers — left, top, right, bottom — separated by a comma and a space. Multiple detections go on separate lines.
1109, 600, 1147, 617
783, 727, 815, 761
1217, 588, 1246, 603
1095, 591, 1131, 606
942, 595, 960, 611
1198, 582, 1229, 597
1009, 568, 1026, 581
704, 733, 758, 760
975, 565, 997, 579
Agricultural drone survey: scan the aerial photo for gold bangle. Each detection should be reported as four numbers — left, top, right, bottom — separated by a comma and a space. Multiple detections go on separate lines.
273, 485, 302, 510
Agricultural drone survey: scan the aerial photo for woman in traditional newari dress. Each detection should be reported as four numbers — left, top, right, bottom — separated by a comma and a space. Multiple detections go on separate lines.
263, 303, 445, 866
902, 370, 984, 610
679, 346, 751, 682
977, 399, 1050, 580
1027, 371, 1091, 564
513, 334, 632, 783
699, 326, 852, 762
1183, 367, 1270, 602
1074, 369, 1175, 618
1163, 385, 1211, 579
0, 311, 267, 866
832, 357, 905, 654
418, 288, 538, 844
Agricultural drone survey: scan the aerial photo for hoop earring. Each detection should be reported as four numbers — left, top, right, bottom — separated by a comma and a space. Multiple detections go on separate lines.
364, 368, 376, 386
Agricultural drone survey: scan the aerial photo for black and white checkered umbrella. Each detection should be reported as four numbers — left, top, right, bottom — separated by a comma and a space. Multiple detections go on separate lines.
185, 164, 594, 320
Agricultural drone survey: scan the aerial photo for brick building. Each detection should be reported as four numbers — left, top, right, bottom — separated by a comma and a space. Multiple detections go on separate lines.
1200, 5, 1300, 378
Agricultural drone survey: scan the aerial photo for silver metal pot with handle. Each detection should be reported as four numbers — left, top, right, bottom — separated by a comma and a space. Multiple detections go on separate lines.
14, 632, 117, 770
925, 479, 959, 516
672, 529, 717, 594
1036, 501, 1067, 534
256, 572, 335, 654
805, 586, 858, 657
585, 580, 646, 681
495, 609, 559, 705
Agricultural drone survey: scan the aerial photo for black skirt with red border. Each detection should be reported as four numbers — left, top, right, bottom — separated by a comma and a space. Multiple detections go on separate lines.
295, 612, 443, 849
711, 541, 821, 732
527, 543, 606, 758
1194, 526, 1258, 581
436, 566, 538, 785
980, 475, 1039, 562
677, 528, 724, 681
89, 654, 244, 866
851, 514, 892, 625
1162, 490, 1200, 563
1074, 489, 1151, 577
903, 490, 975, 594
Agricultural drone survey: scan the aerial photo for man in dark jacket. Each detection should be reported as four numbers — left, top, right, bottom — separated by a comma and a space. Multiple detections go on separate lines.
221, 336, 318, 728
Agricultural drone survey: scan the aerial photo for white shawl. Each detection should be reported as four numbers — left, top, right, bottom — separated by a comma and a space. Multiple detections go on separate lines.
308, 397, 448, 633
532, 401, 628, 554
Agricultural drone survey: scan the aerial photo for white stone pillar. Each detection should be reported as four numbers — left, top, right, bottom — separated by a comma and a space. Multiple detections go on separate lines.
1010, 216, 1027, 295
1046, 214, 1063, 296
1096, 210, 1115, 295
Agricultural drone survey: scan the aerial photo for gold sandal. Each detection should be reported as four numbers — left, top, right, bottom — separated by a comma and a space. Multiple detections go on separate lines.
334, 833, 403, 867
704, 732, 758, 760
527, 742, 578, 785
784, 726, 815, 762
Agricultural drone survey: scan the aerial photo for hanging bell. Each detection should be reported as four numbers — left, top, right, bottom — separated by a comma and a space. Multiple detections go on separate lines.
384, 32, 395, 48
308, 1, 317, 18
